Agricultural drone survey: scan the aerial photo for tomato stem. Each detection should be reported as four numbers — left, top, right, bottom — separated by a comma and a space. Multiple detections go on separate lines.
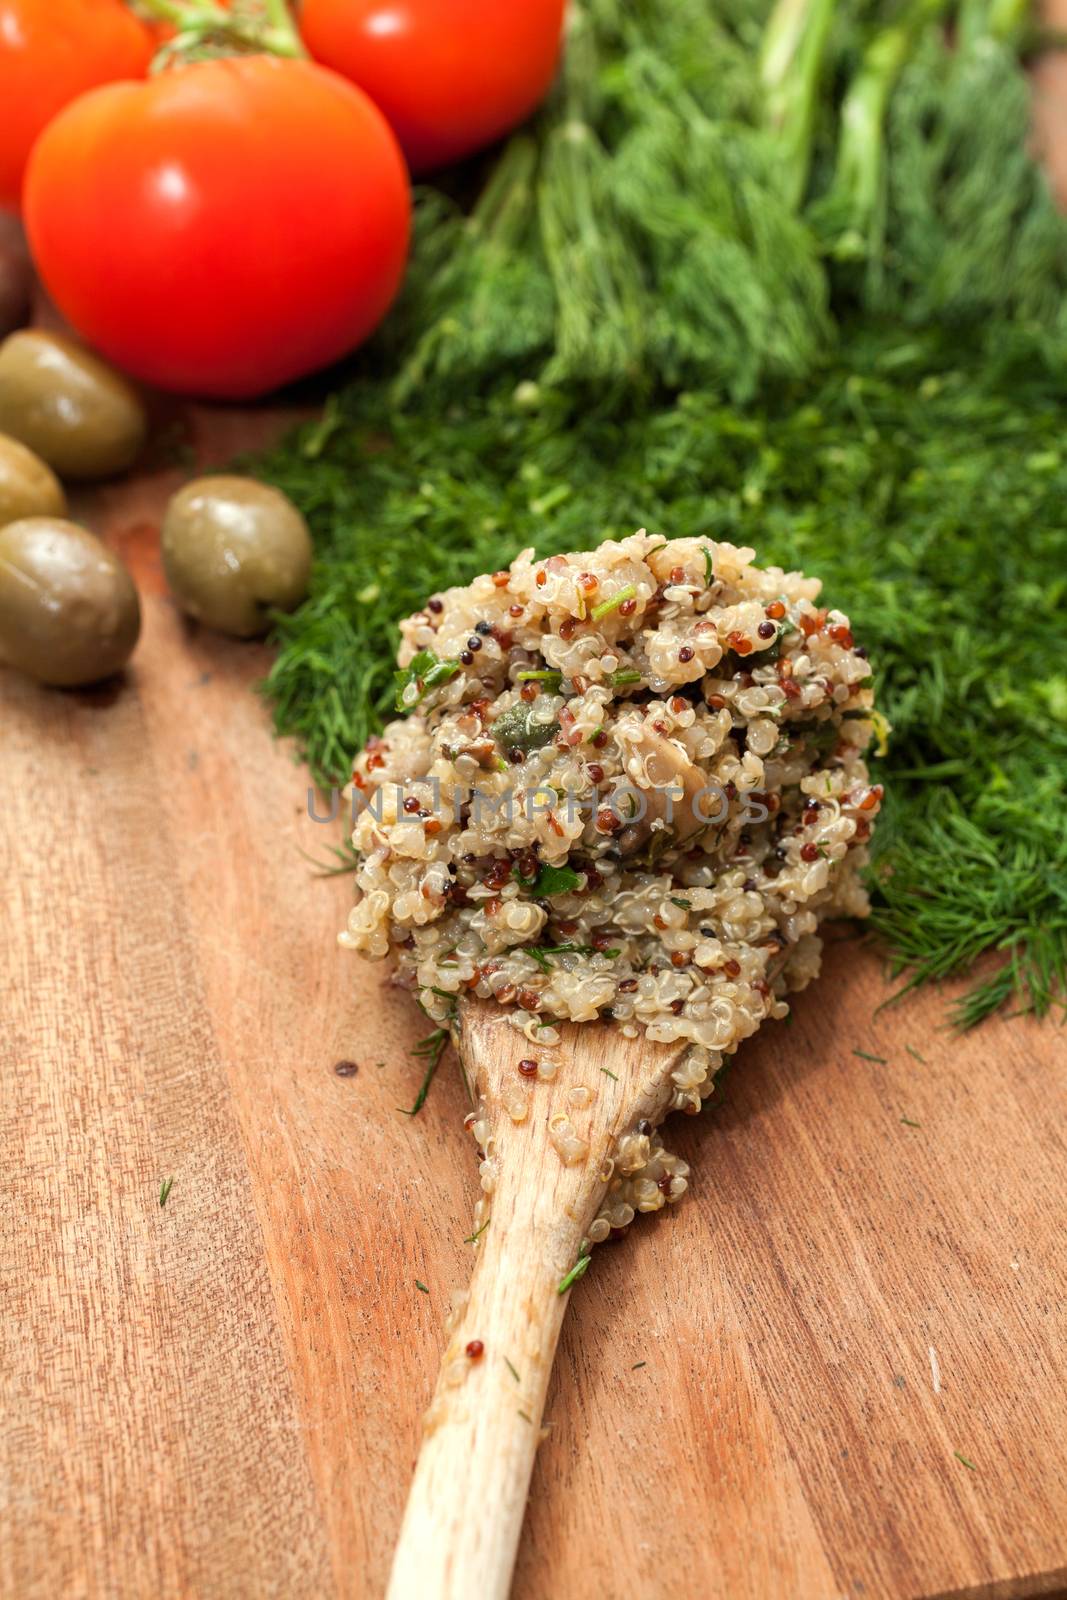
261, 0, 300, 44
136, 0, 306, 60
135, 0, 189, 21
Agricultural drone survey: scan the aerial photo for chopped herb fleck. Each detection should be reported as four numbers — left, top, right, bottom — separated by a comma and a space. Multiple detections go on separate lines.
600, 1067, 619, 1081
504, 1358, 521, 1383
529, 862, 582, 897
518, 1410, 533, 1424
670, 897, 691, 909
399, 1028, 449, 1115
632, 1360, 647, 1370
400, 991, 461, 1114
900, 1116, 922, 1128
558, 1250, 592, 1294
906, 1045, 927, 1064
394, 649, 461, 713
591, 583, 636, 621
415, 1280, 429, 1294
464, 1220, 489, 1244
525, 942, 619, 970
301, 834, 361, 877
158, 1177, 174, 1208
954, 1451, 977, 1471
853, 1048, 888, 1064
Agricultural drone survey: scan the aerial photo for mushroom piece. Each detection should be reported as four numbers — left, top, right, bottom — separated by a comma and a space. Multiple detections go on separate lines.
614, 722, 712, 851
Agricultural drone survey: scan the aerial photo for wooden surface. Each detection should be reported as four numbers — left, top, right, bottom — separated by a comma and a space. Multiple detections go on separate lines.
4, 38, 1067, 1592
2, 401, 1065, 1600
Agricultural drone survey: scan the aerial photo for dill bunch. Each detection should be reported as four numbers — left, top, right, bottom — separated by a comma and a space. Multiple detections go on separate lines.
385, 0, 830, 405
247, 0, 1067, 1023
810, 0, 1067, 329
384, 0, 1067, 407
254, 326, 1067, 1024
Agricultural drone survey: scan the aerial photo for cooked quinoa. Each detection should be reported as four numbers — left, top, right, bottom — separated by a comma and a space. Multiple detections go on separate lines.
341, 531, 882, 1228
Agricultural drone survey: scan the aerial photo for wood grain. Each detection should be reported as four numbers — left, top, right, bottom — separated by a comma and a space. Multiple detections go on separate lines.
1, 405, 1063, 1600
3, 36, 1067, 1584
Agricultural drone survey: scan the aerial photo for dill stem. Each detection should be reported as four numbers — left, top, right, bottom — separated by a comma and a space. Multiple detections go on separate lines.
823, 0, 952, 249
760, 0, 837, 208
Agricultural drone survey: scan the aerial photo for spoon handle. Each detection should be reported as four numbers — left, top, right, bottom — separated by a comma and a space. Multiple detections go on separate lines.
387, 1003, 681, 1599
386, 1077, 594, 1599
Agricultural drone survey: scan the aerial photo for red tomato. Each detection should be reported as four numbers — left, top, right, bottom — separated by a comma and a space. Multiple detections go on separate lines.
0, 0, 153, 211
23, 56, 411, 399
300, 0, 566, 173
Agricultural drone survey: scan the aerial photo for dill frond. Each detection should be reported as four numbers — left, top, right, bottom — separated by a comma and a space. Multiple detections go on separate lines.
243, 0, 1067, 1028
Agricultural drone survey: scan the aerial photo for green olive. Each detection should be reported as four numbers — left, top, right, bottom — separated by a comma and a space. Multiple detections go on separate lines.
0, 433, 66, 527
161, 475, 312, 639
0, 518, 141, 687
0, 330, 147, 480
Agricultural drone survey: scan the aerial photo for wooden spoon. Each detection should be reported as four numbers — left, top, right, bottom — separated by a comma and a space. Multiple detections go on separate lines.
386, 997, 689, 1600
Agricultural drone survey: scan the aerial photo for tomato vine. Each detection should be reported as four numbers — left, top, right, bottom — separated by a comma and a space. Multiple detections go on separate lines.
135, 0, 306, 63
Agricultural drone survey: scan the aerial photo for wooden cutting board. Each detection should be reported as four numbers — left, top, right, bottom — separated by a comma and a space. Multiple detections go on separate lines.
2, 396, 1065, 1600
